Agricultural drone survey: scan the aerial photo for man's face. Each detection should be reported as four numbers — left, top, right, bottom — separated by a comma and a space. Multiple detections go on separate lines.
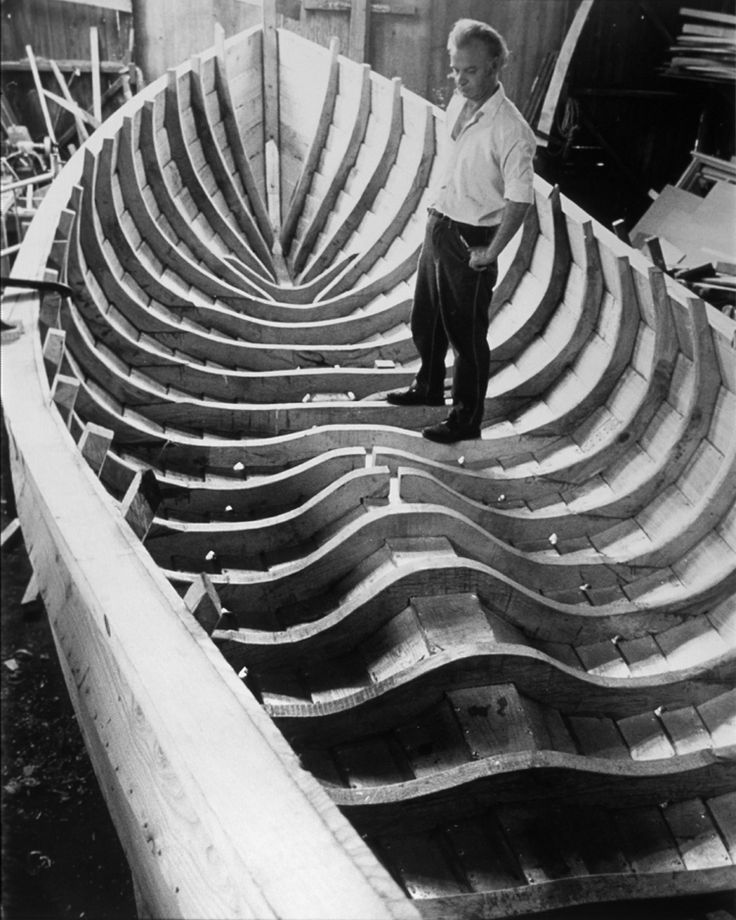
449, 39, 498, 102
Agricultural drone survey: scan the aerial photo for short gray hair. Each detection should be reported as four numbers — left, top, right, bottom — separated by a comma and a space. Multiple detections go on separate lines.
447, 19, 509, 68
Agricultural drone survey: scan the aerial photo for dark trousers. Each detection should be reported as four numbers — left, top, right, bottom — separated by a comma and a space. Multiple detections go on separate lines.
411, 211, 498, 429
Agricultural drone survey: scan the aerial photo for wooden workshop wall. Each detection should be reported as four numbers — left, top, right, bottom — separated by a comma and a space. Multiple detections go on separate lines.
131, 0, 263, 82
293, 0, 579, 109
1, 0, 133, 63
1, 0, 135, 143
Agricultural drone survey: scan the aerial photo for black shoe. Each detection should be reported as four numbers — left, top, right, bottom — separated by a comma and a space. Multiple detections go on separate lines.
422, 419, 481, 443
386, 388, 445, 407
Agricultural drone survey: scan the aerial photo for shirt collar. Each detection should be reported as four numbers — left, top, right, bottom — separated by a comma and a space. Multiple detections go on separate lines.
451, 81, 506, 131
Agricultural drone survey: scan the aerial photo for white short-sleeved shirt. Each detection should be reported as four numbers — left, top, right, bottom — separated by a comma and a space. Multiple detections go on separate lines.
430, 83, 536, 227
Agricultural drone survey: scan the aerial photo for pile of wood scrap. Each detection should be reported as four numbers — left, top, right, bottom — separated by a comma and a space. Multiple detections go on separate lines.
1, 32, 143, 273
1, 36, 143, 155
661, 6, 735, 83
629, 152, 736, 317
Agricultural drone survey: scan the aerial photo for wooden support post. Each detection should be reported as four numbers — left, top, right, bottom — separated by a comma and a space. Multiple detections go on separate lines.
183, 574, 224, 635
25, 44, 57, 144
120, 469, 161, 541
50, 373, 80, 426
90, 27, 102, 122
348, 0, 370, 63
78, 422, 114, 476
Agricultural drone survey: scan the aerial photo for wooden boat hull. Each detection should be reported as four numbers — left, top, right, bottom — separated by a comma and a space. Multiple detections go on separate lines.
2, 22, 735, 920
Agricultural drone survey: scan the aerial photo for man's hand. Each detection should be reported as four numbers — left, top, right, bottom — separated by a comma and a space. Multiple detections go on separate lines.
468, 246, 494, 271
466, 200, 530, 272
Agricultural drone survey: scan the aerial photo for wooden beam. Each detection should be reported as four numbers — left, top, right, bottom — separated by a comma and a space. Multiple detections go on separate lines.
304, 0, 418, 11
55, 0, 132, 11
1, 59, 129, 74
49, 58, 91, 141
42, 88, 99, 131
25, 44, 57, 144
348, 0, 370, 63
536, 0, 595, 144
90, 27, 102, 123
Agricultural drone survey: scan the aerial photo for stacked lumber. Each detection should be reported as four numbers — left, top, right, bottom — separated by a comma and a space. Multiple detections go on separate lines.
630, 153, 736, 316
662, 6, 736, 83
3, 22, 735, 920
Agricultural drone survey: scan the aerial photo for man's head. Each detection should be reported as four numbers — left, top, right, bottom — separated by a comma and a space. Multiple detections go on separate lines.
447, 19, 508, 103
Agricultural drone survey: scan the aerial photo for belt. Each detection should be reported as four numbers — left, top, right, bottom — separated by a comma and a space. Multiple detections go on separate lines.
427, 208, 498, 246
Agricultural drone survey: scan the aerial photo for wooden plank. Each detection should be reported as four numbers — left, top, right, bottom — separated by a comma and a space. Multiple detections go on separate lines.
707, 792, 736, 859
446, 817, 525, 892
617, 712, 676, 761
90, 27, 102, 123
697, 691, 736, 748
42, 327, 66, 376
394, 698, 469, 777
659, 707, 712, 755
56, 0, 132, 11
25, 44, 57, 144
348, 0, 370, 63
304, 0, 418, 10
664, 798, 733, 870
495, 804, 589, 884
680, 7, 736, 27
1, 59, 131, 74
361, 605, 429, 682
567, 716, 629, 758
448, 685, 542, 758
536, 0, 595, 143
49, 58, 92, 141
376, 830, 464, 898
262, 0, 279, 148
613, 805, 686, 873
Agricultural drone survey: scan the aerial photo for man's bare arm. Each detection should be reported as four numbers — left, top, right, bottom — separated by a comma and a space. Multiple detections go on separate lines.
468, 200, 530, 271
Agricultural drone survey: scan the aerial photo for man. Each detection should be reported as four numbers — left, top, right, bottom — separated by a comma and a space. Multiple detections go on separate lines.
387, 19, 536, 443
